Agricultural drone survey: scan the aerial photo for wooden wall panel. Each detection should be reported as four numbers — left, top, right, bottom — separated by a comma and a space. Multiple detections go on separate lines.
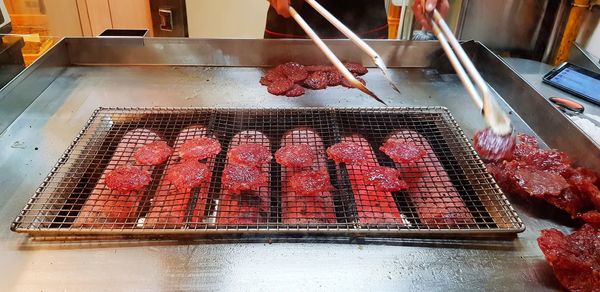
76, 0, 92, 36
46, 0, 83, 36
108, 0, 153, 36
74, 0, 153, 36
84, 0, 112, 35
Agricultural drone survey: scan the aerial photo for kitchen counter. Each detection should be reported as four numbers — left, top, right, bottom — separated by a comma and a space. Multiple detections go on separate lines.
504, 57, 600, 117
0, 39, 593, 291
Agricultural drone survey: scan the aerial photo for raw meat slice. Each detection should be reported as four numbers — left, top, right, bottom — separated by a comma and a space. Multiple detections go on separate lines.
326, 141, 368, 164
338, 135, 405, 224
326, 71, 343, 86
514, 168, 568, 197
563, 168, 600, 211
178, 137, 221, 161
305, 65, 334, 72
280, 129, 337, 224
379, 139, 427, 164
513, 133, 539, 159
221, 163, 268, 193
344, 62, 368, 76
537, 224, 600, 292
165, 160, 210, 191
520, 148, 572, 174
303, 71, 328, 90
490, 161, 590, 218
134, 141, 173, 166
580, 211, 600, 228
364, 166, 408, 192
268, 78, 294, 95
105, 165, 151, 191
544, 187, 590, 218
505, 133, 571, 174
472, 128, 516, 162
260, 63, 370, 96
535, 168, 600, 218
486, 137, 598, 218
217, 131, 271, 225
228, 143, 272, 167
73, 129, 162, 228
289, 169, 332, 195
484, 130, 600, 220
279, 62, 308, 83
496, 162, 570, 198
388, 130, 475, 227
275, 143, 315, 169
264, 68, 287, 82
146, 126, 216, 228
285, 84, 305, 97
259, 76, 271, 86
565, 168, 600, 210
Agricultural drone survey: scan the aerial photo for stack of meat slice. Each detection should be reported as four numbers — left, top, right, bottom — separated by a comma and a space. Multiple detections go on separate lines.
218, 131, 272, 225
260, 62, 368, 97
483, 133, 600, 221
474, 131, 600, 291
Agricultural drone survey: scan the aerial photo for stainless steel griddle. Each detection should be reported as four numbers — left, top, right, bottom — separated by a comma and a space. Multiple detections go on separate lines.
0, 38, 598, 290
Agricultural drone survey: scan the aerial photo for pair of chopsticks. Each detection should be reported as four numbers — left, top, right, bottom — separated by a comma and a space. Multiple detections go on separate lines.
288, 0, 400, 105
285, 0, 513, 134
427, 7, 512, 135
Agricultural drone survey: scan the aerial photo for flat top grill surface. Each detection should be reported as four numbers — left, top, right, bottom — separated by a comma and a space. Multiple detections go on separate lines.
12, 107, 523, 236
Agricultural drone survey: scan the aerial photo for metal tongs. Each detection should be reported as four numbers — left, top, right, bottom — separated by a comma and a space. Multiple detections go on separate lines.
288, 1, 398, 105
428, 8, 512, 135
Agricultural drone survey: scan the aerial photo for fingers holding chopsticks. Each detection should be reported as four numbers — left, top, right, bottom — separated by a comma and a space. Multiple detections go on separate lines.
272, 0, 450, 32
269, 0, 291, 18
268, 0, 291, 18
412, 0, 450, 31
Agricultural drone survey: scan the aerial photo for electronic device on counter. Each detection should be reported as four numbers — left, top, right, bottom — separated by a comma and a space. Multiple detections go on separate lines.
543, 62, 600, 106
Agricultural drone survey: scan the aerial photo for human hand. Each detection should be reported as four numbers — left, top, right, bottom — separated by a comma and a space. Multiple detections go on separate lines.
269, 0, 291, 18
412, 0, 450, 31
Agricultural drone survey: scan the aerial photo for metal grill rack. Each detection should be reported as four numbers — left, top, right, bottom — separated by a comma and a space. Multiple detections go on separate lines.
11, 107, 524, 237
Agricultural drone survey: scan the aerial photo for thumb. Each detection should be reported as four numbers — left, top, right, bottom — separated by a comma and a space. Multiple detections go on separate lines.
425, 0, 437, 11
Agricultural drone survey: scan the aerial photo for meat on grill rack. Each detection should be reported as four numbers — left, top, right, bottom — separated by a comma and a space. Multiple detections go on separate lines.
146, 126, 216, 228
217, 131, 271, 225
279, 129, 337, 224
73, 129, 162, 228
338, 135, 406, 225
390, 130, 475, 227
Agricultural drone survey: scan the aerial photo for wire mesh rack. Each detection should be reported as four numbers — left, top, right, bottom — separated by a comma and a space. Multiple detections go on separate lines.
11, 107, 524, 237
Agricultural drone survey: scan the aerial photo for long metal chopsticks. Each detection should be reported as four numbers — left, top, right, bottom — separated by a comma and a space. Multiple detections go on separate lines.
304, 0, 401, 94
429, 9, 512, 135
288, 5, 387, 105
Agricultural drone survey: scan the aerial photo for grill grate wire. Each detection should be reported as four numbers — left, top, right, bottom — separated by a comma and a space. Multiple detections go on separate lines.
11, 107, 524, 236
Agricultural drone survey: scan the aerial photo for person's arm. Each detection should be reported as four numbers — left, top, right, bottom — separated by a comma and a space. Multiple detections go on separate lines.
412, 0, 450, 31
269, 0, 291, 18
